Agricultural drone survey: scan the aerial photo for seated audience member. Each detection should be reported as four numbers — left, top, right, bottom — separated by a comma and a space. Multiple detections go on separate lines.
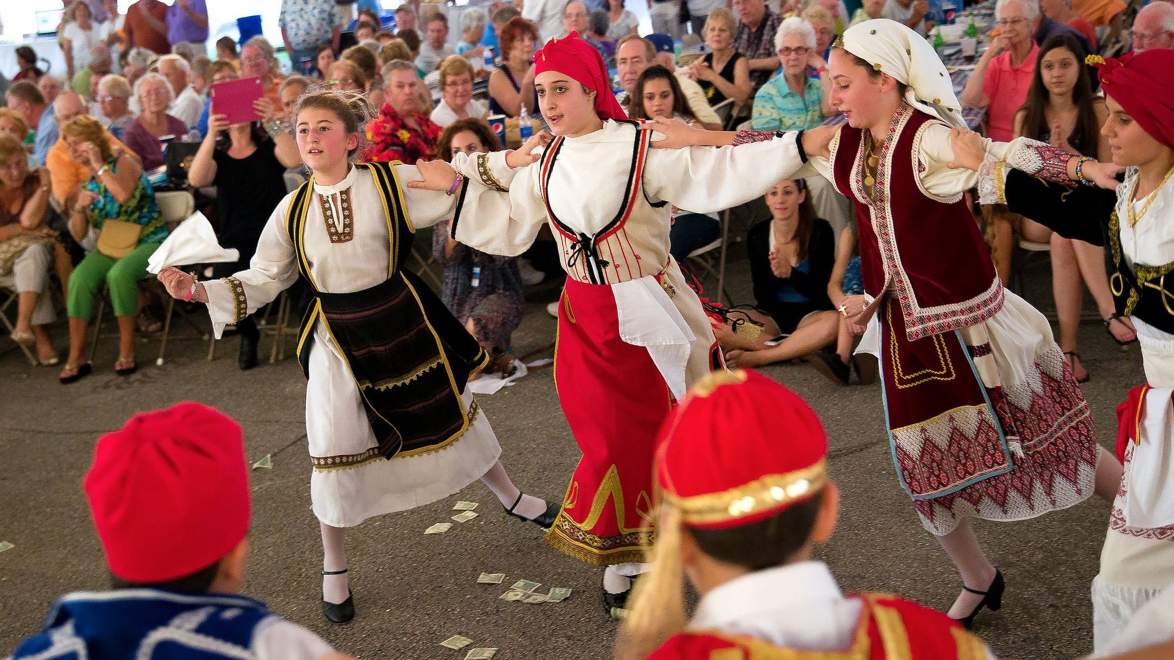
6, 81, 57, 166
58, 116, 167, 383
712, 179, 837, 369
124, 73, 188, 171
801, 5, 837, 57
341, 44, 380, 91
562, 0, 592, 40
626, 66, 722, 264
379, 38, 414, 66
417, 12, 456, 73
14, 46, 45, 83
364, 60, 442, 164
95, 76, 133, 143
241, 37, 285, 106
752, 18, 832, 131
1131, 2, 1174, 53
8, 403, 348, 659
187, 100, 300, 370
432, 119, 525, 375
810, 223, 875, 385
732, 0, 785, 92
637, 34, 723, 129
195, 60, 240, 138
0, 135, 59, 365
189, 55, 212, 97
315, 43, 336, 80
216, 35, 239, 67
457, 8, 488, 56
0, 109, 30, 145
960, 0, 1041, 142
1041, 0, 1098, 50
606, 0, 639, 41
375, 30, 396, 47
883, 0, 929, 36
278, 75, 311, 119
617, 371, 992, 660
157, 54, 202, 129
47, 90, 136, 209
432, 56, 488, 127
72, 45, 113, 100
850, 0, 887, 25
687, 9, 752, 108
38, 75, 64, 106
327, 59, 368, 93
485, 5, 521, 53
587, 11, 617, 60
398, 28, 423, 62
488, 17, 540, 117
354, 20, 378, 44
395, 4, 418, 33
351, 7, 381, 31
119, 48, 154, 99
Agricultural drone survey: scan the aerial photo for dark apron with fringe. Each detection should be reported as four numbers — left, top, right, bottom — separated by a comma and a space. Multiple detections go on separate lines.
288, 162, 489, 459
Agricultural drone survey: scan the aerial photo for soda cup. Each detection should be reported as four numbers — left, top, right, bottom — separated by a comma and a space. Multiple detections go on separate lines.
488, 114, 507, 145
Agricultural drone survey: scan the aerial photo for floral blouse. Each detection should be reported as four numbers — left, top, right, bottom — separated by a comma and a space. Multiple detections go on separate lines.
84, 157, 167, 244
362, 103, 442, 165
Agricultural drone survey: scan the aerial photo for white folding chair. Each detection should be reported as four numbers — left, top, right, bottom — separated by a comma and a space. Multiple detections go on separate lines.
0, 282, 38, 366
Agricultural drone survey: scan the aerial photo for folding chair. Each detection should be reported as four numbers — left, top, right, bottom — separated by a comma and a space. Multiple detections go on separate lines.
684, 210, 733, 305
711, 99, 735, 130
0, 283, 38, 366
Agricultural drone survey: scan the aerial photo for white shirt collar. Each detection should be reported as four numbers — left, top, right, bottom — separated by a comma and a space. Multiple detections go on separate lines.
312, 164, 359, 196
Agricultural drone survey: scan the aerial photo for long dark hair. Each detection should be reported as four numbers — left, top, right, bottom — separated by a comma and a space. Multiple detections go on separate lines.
627, 65, 697, 123
437, 118, 502, 164
1017, 33, 1099, 157
770, 178, 817, 262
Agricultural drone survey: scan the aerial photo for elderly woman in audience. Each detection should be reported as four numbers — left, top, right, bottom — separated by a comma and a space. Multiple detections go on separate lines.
606, 0, 639, 41
432, 56, 488, 127
801, 5, 838, 57
431, 119, 524, 375
241, 37, 285, 106
0, 109, 31, 147
457, 8, 488, 57
123, 72, 187, 171
488, 17, 539, 117
119, 48, 154, 98
0, 135, 59, 365
59, 115, 165, 384
752, 18, 833, 131
60, 0, 110, 84
278, 75, 311, 119
187, 96, 300, 370
712, 178, 838, 369
95, 74, 133, 141
688, 8, 752, 108
327, 59, 368, 93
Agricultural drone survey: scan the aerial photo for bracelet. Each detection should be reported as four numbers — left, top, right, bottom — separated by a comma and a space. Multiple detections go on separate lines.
95, 164, 109, 178
732, 129, 784, 146
446, 174, 465, 197
1073, 157, 1094, 186
184, 278, 198, 303
263, 118, 290, 139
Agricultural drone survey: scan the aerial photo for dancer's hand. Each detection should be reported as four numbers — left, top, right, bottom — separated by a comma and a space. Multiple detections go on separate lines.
157, 266, 207, 303
646, 116, 709, 149
505, 130, 551, 168
407, 159, 459, 192
947, 127, 987, 171
1080, 160, 1124, 191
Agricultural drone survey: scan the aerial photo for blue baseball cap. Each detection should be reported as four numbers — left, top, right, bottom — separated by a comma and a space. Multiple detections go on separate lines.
646, 33, 675, 54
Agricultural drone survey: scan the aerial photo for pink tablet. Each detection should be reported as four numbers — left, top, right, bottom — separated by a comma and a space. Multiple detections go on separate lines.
210, 77, 264, 126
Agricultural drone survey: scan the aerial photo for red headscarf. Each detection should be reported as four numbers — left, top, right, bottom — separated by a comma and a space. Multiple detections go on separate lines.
534, 32, 628, 123
1094, 49, 1174, 148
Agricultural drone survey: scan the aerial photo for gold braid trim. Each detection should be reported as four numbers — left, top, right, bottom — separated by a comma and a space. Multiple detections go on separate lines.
358, 357, 443, 391
224, 277, 246, 323
476, 153, 509, 192
311, 401, 482, 470
994, 160, 1007, 205
1107, 210, 1174, 317
663, 460, 827, 526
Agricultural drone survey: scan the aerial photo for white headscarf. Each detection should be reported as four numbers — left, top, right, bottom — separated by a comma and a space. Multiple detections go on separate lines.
839, 19, 965, 128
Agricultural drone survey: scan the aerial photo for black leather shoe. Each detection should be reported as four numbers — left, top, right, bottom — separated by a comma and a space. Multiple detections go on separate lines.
238, 332, 259, 371
809, 351, 851, 386
321, 569, 354, 624
601, 574, 640, 618
950, 569, 1004, 630
504, 493, 561, 530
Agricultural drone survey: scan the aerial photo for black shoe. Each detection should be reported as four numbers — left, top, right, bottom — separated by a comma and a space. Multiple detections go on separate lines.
238, 332, 259, 371
852, 353, 878, 386
321, 569, 354, 624
601, 574, 640, 618
504, 492, 560, 530
950, 569, 1004, 630
59, 362, 93, 384
809, 351, 851, 386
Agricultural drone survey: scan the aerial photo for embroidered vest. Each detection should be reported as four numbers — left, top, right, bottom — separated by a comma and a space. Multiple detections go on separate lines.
1107, 211, 1174, 336
12, 590, 272, 659
832, 106, 1003, 341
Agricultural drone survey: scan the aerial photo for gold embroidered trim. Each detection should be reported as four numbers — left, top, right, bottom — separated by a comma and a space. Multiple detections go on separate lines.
663, 460, 827, 525
311, 401, 482, 470
994, 160, 1007, 205
872, 602, 914, 660
1107, 210, 1174, 317
224, 276, 246, 323
886, 303, 955, 389
358, 358, 443, 391
318, 188, 354, 243
476, 152, 508, 192
544, 518, 652, 567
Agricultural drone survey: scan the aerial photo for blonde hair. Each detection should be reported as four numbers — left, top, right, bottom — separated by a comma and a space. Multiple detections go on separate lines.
328, 59, 368, 90
97, 74, 131, 99
438, 55, 475, 89
0, 108, 29, 140
61, 115, 114, 162
801, 4, 835, 28
292, 87, 375, 160
704, 8, 737, 36
379, 39, 413, 65
0, 134, 26, 167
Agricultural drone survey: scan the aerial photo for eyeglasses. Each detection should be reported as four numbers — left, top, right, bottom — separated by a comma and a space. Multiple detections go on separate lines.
778, 46, 809, 57
444, 80, 473, 89
995, 17, 1028, 26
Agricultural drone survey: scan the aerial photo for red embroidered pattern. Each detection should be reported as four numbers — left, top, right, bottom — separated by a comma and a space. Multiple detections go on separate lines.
1108, 444, 1174, 542
361, 103, 442, 165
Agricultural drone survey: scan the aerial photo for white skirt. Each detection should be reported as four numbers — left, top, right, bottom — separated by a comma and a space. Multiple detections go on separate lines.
304, 323, 502, 528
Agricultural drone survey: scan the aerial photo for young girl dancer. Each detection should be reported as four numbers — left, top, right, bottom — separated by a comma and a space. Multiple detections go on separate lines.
410, 33, 824, 612
949, 48, 1174, 650
653, 19, 1122, 628
157, 89, 557, 625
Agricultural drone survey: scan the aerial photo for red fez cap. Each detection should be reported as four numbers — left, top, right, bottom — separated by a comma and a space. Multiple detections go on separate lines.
535, 32, 628, 123
1092, 50, 1174, 148
84, 402, 251, 583
655, 370, 829, 529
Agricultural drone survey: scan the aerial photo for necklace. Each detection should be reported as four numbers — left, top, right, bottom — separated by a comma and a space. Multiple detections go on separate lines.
1128, 166, 1174, 228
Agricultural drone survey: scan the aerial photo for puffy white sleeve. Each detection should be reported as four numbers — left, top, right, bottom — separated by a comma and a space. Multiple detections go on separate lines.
445, 150, 547, 257
643, 132, 812, 213
394, 163, 458, 229
252, 617, 336, 660
202, 198, 300, 340
915, 123, 1018, 198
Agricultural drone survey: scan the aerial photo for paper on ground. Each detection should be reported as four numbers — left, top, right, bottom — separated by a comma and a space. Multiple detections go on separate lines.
467, 360, 528, 395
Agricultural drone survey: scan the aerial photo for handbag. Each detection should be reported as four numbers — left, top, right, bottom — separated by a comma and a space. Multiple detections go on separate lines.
96, 219, 144, 259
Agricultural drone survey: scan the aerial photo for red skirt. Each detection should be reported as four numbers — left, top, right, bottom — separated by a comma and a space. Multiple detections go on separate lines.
546, 277, 670, 565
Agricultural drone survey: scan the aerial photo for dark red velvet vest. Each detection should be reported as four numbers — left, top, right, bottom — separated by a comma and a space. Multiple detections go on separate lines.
832, 106, 1003, 340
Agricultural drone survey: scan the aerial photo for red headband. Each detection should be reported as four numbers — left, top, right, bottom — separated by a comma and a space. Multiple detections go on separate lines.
1093, 50, 1174, 149
534, 32, 628, 123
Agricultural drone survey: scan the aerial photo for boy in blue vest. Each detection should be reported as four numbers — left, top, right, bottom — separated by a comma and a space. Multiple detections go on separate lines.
11, 402, 350, 659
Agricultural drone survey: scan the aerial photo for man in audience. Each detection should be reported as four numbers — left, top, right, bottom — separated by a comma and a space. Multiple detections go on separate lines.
395, 4, 418, 33
484, 4, 521, 52
363, 60, 441, 164
95, 74, 134, 141
1033, 0, 1094, 54
416, 12, 455, 73
121, 47, 155, 95
523, 0, 570, 44
157, 54, 202, 128
6, 81, 56, 166
960, 0, 1041, 142
71, 44, 112, 100
8, 403, 350, 660
562, 1, 591, 38
733, 0, 785, 92
166, 0, 209, 55
125, 0, 170, 56
1041, 0, 1098, 50
189, 54, 212, 97
280, 0, 342, 77
615, 35, 722, 129
46, 91, 134, 209
1132, 1, 1174, 52
38, 75, 63, 106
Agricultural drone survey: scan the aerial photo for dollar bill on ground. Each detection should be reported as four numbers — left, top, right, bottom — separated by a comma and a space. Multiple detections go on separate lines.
251, 454, 272, 470
0, 541, 13, 553
452, 501, 479, 511
509, 579, 541, 593
425, 522, 453, 535
522, 593, 548, 604
440, 635, 473, 650
498, 589, 526, 601
477, 572, 506, 584
545, 587, 572, 603
465, 649, 497, 660
451, 510, 479, 523
610, 607, 628, 620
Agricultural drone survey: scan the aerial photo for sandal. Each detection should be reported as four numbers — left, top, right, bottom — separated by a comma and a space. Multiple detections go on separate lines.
1103, 313, 1137, 346
10, 330, 35, 346
114, 357, 137, 377
59, 362, 93, 384
1063, 351, 1090, 384
37, 351, 60, 367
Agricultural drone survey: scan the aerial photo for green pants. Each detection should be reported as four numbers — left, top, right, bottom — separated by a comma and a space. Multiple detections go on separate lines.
67, 242, 160, 319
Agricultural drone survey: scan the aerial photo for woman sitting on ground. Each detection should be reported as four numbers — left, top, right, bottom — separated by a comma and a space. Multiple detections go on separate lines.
808, 222, 876, 385
712, 178, 837, 368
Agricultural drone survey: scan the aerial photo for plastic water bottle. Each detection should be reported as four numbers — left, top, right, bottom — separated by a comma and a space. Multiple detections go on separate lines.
471, 265, 481, 288
484, 46, 495, 69
519, 107, 533, 141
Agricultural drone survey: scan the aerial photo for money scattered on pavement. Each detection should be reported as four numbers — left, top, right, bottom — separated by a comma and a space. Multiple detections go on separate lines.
452, 501, 479, 511
610, 607, 628, 620
477, 572, 505, 584
251, 454, 272, 470
510, 579, 541, 593
440, 635, 473, 650
522, 593, 548, 604
0, 541, 13, 553
465, 649, 497, 660
451, 510, 479, 523
546, 587, 572, 602
425, 523, 453, 535
498, 590, 526, 601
